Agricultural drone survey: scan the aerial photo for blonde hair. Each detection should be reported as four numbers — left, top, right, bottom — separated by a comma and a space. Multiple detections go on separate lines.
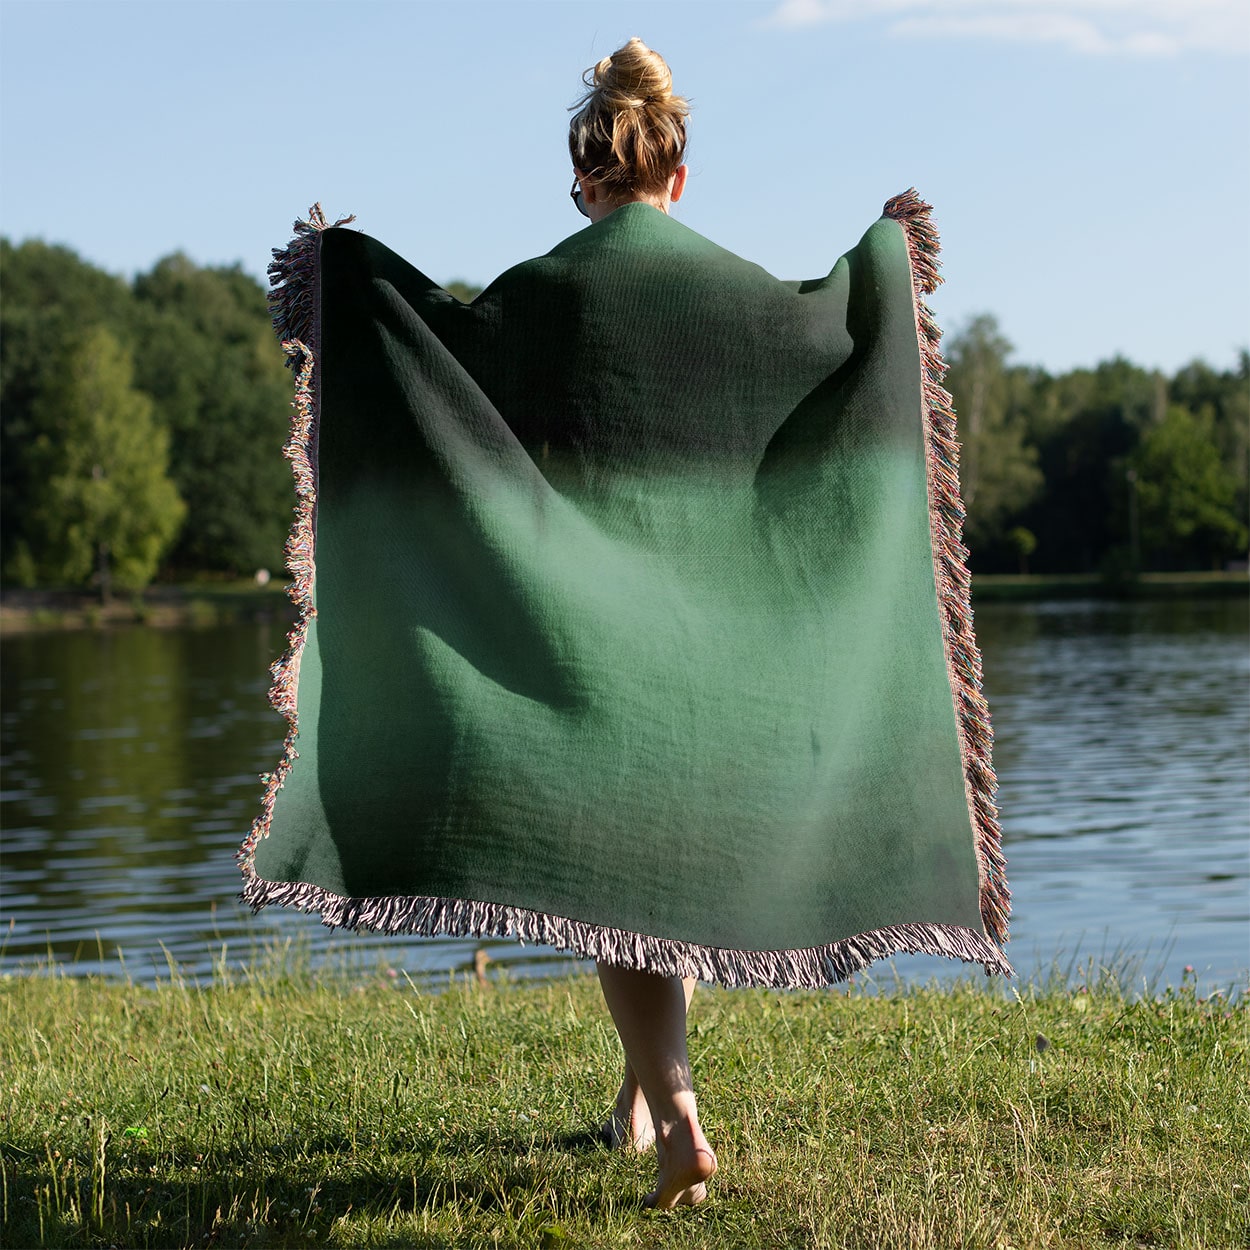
568, 38, 689, 198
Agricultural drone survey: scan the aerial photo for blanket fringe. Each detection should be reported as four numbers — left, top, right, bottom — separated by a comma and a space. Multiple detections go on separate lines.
237, 205, 351, 878
883, 189, 1011, 949
266, 203, 355, 355
240, 873, 1013, 988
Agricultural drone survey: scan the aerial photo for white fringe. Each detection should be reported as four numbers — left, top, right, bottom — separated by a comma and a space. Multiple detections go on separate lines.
240, 874, 1013, 988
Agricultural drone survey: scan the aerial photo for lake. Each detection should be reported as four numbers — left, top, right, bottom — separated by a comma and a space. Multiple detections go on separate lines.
2, 597, 1246, 994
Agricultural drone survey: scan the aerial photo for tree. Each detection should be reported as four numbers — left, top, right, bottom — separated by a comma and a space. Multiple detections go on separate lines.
131, 255, 292, 574
1007, 526, 1037, 574
1131, 405, 1247, 569
445, 280, 483, 304
22, 327, 185, 598
1, 238, 138, 578
1020, 357, 1160, 573
1169, 353, 1250, 539
943, 315, 1042, 559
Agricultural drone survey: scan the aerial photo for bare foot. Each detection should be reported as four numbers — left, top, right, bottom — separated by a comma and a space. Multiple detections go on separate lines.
644, 1117, 717, 1210
601, 1075, 655, 1151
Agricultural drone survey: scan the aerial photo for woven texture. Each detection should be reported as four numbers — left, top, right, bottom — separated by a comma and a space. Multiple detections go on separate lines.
239, 197, 1012, 986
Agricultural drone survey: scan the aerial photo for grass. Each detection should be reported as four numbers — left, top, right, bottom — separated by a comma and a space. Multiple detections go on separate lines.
1, 955, 1246, 1249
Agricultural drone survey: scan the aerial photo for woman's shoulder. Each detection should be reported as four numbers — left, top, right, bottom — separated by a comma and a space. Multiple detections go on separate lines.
518, 201, 907, 299
314, 198, 912, 326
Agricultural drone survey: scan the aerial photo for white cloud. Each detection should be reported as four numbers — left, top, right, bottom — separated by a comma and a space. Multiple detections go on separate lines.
766, 0, 1250, 57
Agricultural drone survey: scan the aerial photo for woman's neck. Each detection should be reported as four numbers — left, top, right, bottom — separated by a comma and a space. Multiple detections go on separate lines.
585, 194, 670, 225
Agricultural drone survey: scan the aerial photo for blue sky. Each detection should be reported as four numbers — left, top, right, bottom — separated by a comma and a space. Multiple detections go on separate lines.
2, 0, 1247, 375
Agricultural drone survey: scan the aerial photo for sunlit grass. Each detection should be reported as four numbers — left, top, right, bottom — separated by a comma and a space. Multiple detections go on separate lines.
2, 952, 1245, 1248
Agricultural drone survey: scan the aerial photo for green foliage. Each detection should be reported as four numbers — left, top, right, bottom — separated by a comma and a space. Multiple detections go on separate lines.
445, 279, 484, 304
1, 966, 1244, 1248
19, 328, 185, 596
0, 240, 138, 578
1028, 357, 1166, 573
1133, 406, 1247, 567
1, 240, 292, 584
945, 316, 1043, 552
131, 255, 292, 574
1006, 526, 1037, 574
1169, 351, 1250, 531
943, 317, 1249, 574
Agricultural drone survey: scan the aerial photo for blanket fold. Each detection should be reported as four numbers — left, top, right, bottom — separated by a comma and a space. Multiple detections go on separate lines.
237, 192, 1012, 987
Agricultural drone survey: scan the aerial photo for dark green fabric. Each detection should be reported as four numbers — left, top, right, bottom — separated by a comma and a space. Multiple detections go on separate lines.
252, 204, 984, 952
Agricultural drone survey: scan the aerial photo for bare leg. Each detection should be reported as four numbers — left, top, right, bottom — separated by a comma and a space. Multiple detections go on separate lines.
602, 978, 696, 1152
602, 1056, 654, 1151
596, 963, 716, 1208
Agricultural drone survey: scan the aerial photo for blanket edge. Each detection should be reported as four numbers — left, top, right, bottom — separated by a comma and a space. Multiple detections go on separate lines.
240, 873, 1014, 987
883, 188, 1011, 950
235, 205, 353, 893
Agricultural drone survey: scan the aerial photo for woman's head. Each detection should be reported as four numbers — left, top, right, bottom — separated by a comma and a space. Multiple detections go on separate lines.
568, 38, 689, 203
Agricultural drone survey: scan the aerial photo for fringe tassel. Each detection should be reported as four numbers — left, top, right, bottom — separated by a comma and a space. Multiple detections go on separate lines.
240, 873, 1014, 989
239, 198, 1013, 989
265, 203, 355, 355
883, 188, 1012, 950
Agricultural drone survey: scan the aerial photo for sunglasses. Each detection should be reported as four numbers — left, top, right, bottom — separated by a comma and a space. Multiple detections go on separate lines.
570, 177, 589, 218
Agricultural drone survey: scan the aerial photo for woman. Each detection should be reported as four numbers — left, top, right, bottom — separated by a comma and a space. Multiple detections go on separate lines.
567, 37, 717, 1211
241, 38, 1010, 1213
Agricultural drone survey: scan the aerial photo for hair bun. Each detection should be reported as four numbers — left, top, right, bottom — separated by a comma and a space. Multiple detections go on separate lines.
594, 36, 673, 108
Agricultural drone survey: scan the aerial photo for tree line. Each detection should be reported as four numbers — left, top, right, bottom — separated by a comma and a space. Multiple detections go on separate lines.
1, 238, 1246, 596
2, 240, 295, 597
945, 316, 1247, 576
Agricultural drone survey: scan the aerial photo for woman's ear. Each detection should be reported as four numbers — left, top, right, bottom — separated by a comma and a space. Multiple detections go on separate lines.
669, 164, 688, 203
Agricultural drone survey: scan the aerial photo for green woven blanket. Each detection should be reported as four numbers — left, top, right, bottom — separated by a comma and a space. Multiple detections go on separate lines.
238, 192, 1011, 987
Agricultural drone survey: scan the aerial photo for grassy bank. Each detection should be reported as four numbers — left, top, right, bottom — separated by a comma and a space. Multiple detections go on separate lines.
2, 961, 1245, 1249
0, 582, 294, 634
970, 570, 1249, 602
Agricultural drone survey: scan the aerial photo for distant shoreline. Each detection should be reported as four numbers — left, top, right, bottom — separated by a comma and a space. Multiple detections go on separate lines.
970, 569, 1249, 602
1, 571, 1246, 635
0, 581, 293, 635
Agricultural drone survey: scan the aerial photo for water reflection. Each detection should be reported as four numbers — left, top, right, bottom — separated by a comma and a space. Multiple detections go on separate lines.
2, 598, 1246, 991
